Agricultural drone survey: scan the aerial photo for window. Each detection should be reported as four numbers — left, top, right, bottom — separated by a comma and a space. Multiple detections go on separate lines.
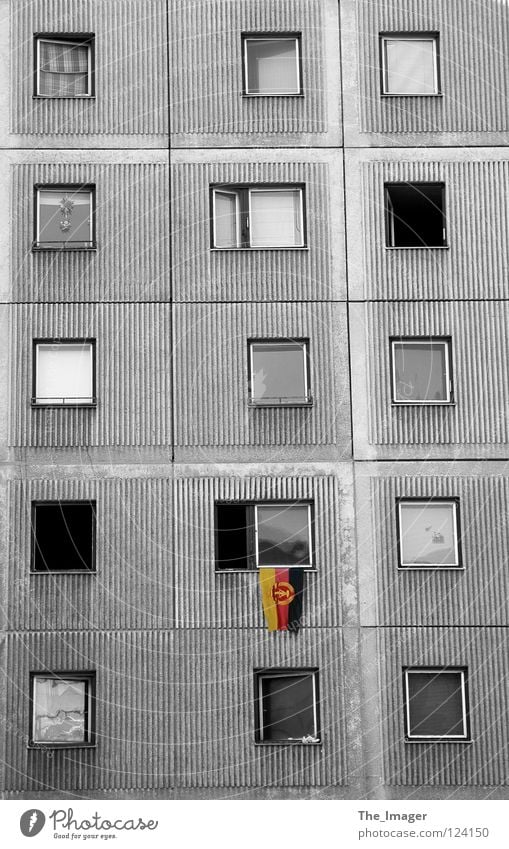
30, 672, 95, 747
35, 35, 94, 98
34, 185, 95, 249
404, 668, 469, 741
255, 669, 320, 743
397, 499, 461, 569
385, 183, 446, 248
381, 33, 439, 95
33, 340, 96, 406
212, 186, 305, 248
248, 339, 311, 406
391, 338, 452, 404
215, 502, 313, 571
243, 35, 301, 95
31, 501, 96, 573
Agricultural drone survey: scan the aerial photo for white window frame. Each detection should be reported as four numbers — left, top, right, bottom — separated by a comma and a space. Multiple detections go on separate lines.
248, 187, 304, 248
391, 338, 452, 405
33, 340, 95, 406
35, 37, 93, 98
398, 499, 461, 569
257, 670, 319, 743
254, 502, 313, 569
35, 185, 95, 249
405, 668, 469, 741
243, 36, 301, 96
212, 188, 240, 248
249, 339, 310, 406
381, 34, 439, 96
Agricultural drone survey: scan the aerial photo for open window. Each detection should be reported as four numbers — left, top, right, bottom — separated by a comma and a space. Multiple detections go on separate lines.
31, 501, 96, 572
385, 182, 446, 248
404, 668, 469, 741
391, 337, 452, 404
34, 184, 96, 249
29, 671, 96, 748
254, 669, 320, 744
33, 339, 96, 406
242, 34, 301, 95
34, 34, 94, 98
397, 498, 461, 569
248, 339, 311, 406
212, 185, 305, 248
380, 33, 440, 95
215, 502, 313, 571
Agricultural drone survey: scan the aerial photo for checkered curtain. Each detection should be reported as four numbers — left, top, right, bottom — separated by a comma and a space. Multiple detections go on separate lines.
39, 41, 89, 96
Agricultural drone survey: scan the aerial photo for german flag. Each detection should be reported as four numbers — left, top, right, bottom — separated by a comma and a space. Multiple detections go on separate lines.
258, 568, 304, 632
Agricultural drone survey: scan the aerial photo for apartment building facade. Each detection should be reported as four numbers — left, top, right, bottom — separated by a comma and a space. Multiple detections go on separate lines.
1, 0, 509, 800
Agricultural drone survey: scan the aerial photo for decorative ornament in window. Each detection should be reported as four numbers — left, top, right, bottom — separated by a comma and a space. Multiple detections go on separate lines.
59, 195, 74, 232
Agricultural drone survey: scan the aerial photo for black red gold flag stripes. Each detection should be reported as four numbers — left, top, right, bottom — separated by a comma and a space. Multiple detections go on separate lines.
258, 568, 304, 631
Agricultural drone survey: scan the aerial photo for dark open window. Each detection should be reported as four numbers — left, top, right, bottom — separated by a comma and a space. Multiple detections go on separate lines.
404, 668, 469, 741
385, 182, 446, 247
254, 669, 320, 743
215, 502, 313, 571
31, 501, 96, 572
29, 671, 95, 748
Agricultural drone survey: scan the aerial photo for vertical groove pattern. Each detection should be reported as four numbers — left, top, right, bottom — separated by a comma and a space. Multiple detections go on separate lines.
12, 163, 170, 302
173, 302, 348, 448
379, 628, 509, 785
173, 474, 345, 628
172, 161, 332, 302
361, 159, 509, 301
11, 0, 168, 135
7, 478, 174, 632
170, 0, 326, 137
371, 475, 509, 626
9, 303, 173, 447
365, 301, 509, 445
357, 0, 509, 134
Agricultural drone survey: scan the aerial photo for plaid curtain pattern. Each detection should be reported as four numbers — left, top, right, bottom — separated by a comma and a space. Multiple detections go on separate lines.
39, 40, 90, 96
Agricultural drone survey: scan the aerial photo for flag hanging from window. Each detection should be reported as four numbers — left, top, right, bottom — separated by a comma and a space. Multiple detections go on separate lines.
258, 568, 304, 631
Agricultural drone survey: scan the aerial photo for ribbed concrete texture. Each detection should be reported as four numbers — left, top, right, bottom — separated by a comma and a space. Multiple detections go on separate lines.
370, 474, 509, 627
170, 0, 327, 139
378, 628, 509, 786
6, 477, 174, 632
171, 160, 336, 302
356, 0, 509, 135
173, 471, 354, 629
12, 162, 169, 302
9, 303, 173, 447
11, 0, 168, 135
359, 158, 509, 301
173, 302, 349, 450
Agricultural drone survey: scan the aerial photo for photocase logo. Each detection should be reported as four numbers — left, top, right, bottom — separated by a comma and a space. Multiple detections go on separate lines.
20, 810, 46, 837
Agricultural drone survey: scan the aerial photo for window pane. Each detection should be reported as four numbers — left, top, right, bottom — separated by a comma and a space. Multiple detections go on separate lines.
400, 502, 457, 566
250, 190, 302, 247
385, 183, 445, 248
36, 343, 93, 404
214, 191, 238, 247
261, 674, 315, 740
251, 342, 306, 402
393, 341, 448, 402
33, 677, 87, 743
37, 189, 92, 246
407, 672, 465, 737
246, 39, 299, 94
33, 502, 95, 572
257, 504, 310, 567
385, 39, 437, 94
39, 40, 90, 96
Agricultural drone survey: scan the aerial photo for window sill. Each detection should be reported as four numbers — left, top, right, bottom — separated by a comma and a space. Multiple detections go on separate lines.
404, 738, 471, 745
241, 92, 304, 98
254, 740, 322, 747
248, 399, 313, 409
32, 243, 97, 252
385, 245, 449, 250
31, 401, 97, 408
30, 570, 96, 575
398, 564, 464, 571
28, 742, 96, 750
391, 401, 455, 407
216, 567, 317, 574
380, 92, 443, 98
211, 246, 308, 252
32, 95, 96, 100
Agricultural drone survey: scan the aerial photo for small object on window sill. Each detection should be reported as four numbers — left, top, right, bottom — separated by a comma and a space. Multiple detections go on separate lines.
300, 734, 320, 744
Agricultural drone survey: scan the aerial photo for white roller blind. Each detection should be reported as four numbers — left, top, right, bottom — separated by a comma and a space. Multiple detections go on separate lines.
384, 38, 437, 94
36, 343, 93, 404
245, 38, 299, 94
250, 189, 302, 247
